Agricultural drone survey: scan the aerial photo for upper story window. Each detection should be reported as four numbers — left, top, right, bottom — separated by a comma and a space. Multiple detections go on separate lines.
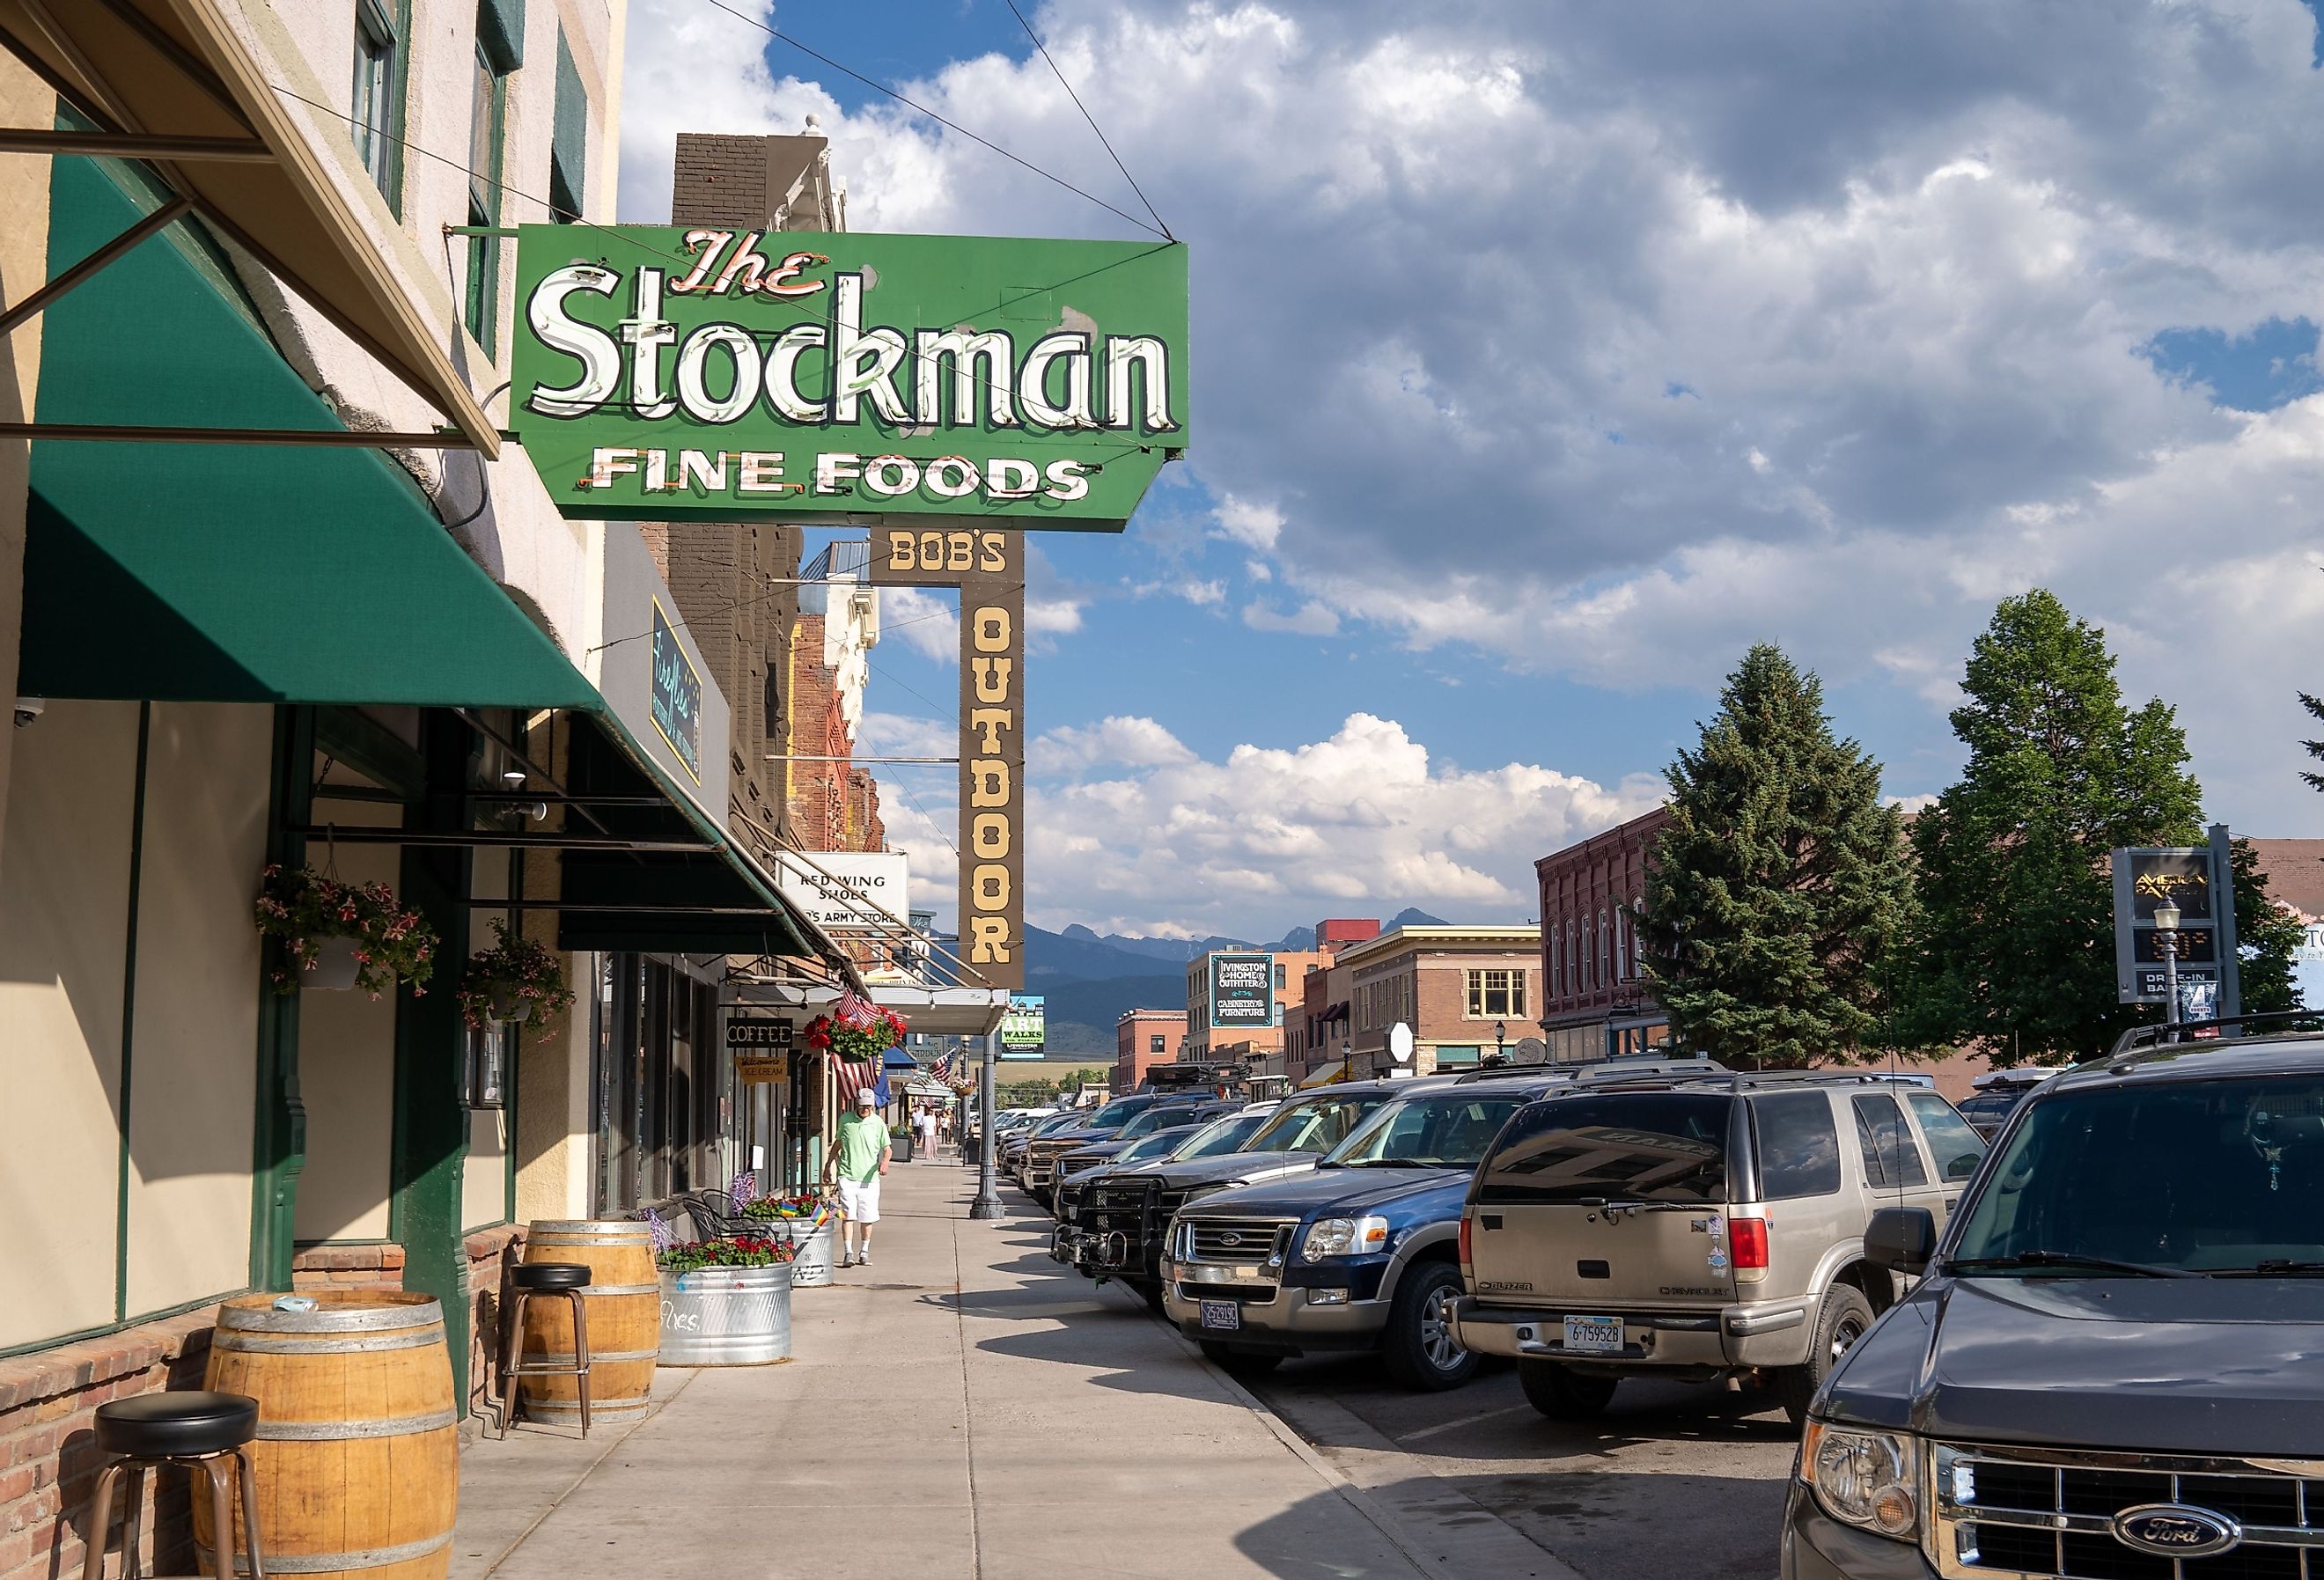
1149, 1033, 1165, 1055
351, 0, 403, 208
464, 5, 514, 355
550, 30, 589, 223
1466, 968, 1525, 1019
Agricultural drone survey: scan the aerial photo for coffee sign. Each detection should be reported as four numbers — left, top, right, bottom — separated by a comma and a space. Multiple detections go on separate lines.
511, 228, 1188, 529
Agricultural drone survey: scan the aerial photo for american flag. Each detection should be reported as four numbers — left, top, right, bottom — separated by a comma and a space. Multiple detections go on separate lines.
831, 1055, 891, 1109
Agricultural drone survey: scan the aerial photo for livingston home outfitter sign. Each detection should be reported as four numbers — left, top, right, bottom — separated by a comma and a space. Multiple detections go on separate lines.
511, 227, 1189, 528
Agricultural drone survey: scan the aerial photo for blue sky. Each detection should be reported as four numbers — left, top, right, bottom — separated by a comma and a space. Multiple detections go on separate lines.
625, 0, 2324, 937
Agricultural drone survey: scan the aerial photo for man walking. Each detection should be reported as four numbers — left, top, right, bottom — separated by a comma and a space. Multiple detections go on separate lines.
832, 1087, 889, 1268
914, 1104, 938, 1162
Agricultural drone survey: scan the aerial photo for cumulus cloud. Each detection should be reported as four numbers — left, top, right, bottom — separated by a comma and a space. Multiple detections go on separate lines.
877, 585, 958, 663
619, 0, 2324, 828
1027, 713, 1666, 935
1242, 599, 1341, 636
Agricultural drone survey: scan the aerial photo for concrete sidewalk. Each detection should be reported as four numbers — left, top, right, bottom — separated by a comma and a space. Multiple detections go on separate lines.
450, 1161, 1437, 1580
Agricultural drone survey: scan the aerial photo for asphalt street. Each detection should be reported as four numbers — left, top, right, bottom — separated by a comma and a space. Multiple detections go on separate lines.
1242, 1353, 1799, 1580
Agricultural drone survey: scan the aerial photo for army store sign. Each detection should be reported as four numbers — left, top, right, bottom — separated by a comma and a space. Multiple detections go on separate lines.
511, 227, 1188, 529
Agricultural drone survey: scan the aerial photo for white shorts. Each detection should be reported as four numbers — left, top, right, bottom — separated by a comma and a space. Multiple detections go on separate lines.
837, 1176, 882, 1224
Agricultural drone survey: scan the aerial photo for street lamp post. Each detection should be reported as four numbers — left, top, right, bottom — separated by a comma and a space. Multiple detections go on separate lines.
969, 1027, 1003, 1219
1342, 1039, 1353, 1083
2154, 899, 2182, 1033
1494, 1020, 1507, 1064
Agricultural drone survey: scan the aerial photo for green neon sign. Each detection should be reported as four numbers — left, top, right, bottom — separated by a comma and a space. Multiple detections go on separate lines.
510, 227, 1188, 530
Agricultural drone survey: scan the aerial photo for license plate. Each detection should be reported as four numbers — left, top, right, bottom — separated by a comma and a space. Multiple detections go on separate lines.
1199, 1299, 1242, 1332
1563, 1314, 1624, 1354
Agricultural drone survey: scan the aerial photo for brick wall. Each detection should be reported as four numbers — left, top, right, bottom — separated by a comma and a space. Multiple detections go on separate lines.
0, 1311, 217, 1580
462, 1224, 526, 1425
289, 1241, 405, 1292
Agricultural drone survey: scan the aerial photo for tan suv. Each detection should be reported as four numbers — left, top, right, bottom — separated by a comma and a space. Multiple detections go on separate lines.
1454, 1071, 1986, 1425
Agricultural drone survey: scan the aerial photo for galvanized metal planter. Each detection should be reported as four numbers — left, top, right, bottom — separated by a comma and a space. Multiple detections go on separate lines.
784, 1217, 837, 1288
658, 1261, 792, 1366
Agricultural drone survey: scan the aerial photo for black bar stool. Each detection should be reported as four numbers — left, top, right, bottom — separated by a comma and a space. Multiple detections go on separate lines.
496, 1263, 592, 1438
81, 1391, 266, 1580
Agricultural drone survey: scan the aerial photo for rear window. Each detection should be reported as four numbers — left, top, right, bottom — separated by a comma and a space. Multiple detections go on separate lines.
1752, 1091, 1842, 1200
1085, 1097, 1155, 1128
1477, 1093, 1732, 1205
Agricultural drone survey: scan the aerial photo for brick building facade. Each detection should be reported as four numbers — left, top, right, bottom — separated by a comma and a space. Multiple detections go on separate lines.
1328, 927, 1543, 1078
1536, 806, 1673, 1062
1116, 1008, 1190, 1092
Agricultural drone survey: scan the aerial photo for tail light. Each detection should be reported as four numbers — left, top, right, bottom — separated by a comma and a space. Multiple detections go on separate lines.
1459, 1214, 1473, 1267
1729, 1217, 1769, 1271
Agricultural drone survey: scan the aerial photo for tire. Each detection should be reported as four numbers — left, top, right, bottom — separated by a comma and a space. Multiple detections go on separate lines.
1379, 1262, 1479, 1392
1517, 1359, 1619, 1419
1199, 1341, 1283, 1377
1779, 1283, 1876, 1428
1126, 1277, 1167, 1315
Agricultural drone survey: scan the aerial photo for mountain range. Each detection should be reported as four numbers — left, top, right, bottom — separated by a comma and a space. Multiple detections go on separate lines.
1021, 908, 1451, 1055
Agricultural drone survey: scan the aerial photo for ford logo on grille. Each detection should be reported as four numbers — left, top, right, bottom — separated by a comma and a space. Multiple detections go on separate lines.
2112, 1505, 2241, 1558
1218, 1232, 1243, 1247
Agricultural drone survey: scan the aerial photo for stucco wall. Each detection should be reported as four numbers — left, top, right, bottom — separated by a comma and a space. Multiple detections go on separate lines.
0, 55, 52, 886
291, 797, 402, 1244
0, 701, 138, 1349
121, 703, 269, 1317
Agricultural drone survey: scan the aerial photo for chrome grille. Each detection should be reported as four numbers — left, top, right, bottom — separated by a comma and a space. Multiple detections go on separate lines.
1176, 1216, 1294, 1266
1933, 1444, 2324, 1580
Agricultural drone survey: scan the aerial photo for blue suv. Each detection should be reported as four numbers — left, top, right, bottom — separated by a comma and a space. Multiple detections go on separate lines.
1160, 1075, 1555, 1389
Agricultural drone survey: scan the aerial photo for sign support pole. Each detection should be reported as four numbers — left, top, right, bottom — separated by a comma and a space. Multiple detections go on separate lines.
970, 1030, 1003, 1220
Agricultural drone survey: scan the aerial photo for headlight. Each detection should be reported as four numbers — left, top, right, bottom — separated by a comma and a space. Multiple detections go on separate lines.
1800, 1422, 1919, 1541
1301, 1216, 1391, 1260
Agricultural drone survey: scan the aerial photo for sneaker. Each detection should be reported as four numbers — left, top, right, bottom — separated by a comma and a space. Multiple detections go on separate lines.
857, 1251, 872, 1268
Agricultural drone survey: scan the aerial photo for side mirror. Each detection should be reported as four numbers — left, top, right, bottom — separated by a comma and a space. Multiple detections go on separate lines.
1864, 1206, 1937, 1276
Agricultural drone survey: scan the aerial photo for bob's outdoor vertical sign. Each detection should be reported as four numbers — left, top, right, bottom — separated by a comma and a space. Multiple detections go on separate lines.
870, 529, 1026, 989
510, 228, 1188, 529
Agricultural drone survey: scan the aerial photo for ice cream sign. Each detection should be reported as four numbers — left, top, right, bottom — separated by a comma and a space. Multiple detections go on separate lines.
511, 227, 1188, 530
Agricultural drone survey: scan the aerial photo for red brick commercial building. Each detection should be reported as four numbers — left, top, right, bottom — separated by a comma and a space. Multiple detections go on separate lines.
1116, 1007, 1189, 1092
1537, 806, 1673, 1063
1326, 926, 1543, 1080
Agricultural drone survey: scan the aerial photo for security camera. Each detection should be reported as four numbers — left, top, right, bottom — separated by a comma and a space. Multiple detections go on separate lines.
13, 696, 43, 727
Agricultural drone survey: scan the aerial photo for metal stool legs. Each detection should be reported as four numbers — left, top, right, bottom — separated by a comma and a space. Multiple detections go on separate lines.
495, 1286, 592, 1439
80, 1449, 266, 1580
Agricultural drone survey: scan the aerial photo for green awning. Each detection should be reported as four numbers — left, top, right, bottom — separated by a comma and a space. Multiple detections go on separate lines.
555, 705, 820, 959
19, 151, 827, 966
18, 152, 592, 709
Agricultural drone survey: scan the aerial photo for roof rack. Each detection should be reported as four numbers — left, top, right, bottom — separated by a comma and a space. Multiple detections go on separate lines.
2107, 1010, 2324, 1058
1451, 1057, 1729, 1084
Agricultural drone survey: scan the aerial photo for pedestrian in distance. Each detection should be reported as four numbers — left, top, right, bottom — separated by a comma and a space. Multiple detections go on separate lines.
915, 1103, 938, 1161
830, 1087, 890, 1268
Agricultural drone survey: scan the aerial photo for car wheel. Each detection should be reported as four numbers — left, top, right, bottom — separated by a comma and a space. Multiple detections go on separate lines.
1780, 1283, 1875, 1428
1517, 1359, 1619, 1419
1125, 1277, 1167, 1315
1379, 1262, 1479, 1392
1199, 1341, 1283, 1377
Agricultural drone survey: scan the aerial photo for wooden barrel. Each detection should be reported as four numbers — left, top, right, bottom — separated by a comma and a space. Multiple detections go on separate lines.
519, 1220, 659, 1424
199, 1290, 457, 1580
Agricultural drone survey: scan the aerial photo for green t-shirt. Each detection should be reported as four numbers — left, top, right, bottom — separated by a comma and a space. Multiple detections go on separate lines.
836, 1111, 890, 1183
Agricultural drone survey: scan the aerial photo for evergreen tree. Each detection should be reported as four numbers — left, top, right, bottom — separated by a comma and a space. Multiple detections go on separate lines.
1639, 645, 1916, 1068
2301, 692, 2324, 795
1903, 590, 2203, 1062
2232, 839, 2306, 1016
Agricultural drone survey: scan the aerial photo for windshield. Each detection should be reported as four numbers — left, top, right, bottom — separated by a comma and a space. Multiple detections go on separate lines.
1327, 1093, 1532, 1168
1116, 1104, 1193, 1140
1083, 1096, 1153, 1129
1244, 1093, 1393, 1154
1476, 1092, 1732, 1205
1030, 1113, 1083, 1138
1172, 1111, 1268, 1159
1114, 1129, 1190, 1165
1951, 1076, 2324, 1275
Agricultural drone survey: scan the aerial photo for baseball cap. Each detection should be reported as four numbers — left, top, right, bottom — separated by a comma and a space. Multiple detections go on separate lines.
854, 1088, 878, 1106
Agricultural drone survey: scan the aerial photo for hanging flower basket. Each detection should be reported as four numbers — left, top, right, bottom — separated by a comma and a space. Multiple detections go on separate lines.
455, 919, 576, 1030
253, 863, 437, 1000
801, 996, 908, 1062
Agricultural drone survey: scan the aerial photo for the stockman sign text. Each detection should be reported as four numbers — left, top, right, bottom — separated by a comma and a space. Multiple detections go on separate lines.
511, 227, 1188, 530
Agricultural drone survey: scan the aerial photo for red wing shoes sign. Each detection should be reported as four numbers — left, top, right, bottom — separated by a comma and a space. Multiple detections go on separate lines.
511, 227, 1188, 530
